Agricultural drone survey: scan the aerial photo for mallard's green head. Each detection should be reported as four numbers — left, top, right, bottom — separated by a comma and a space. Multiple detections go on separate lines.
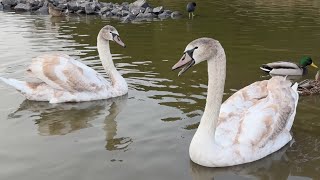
299, 56, 318, 68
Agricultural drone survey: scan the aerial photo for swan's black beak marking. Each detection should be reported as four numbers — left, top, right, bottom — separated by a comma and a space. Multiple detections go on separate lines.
172, 47, 197, 76
111, 32, 126, 48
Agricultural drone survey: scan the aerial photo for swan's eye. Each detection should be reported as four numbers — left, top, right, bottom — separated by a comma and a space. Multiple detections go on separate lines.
194, 47, 198, 49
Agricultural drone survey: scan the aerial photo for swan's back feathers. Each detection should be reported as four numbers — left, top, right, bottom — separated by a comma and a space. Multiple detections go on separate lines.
216, 76, 298, 149
29, 53, 111, 93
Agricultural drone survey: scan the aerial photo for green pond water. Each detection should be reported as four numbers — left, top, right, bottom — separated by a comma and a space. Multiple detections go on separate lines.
0, 0, 320, 179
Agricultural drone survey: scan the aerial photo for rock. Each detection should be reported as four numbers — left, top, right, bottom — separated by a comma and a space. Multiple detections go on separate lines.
28, 0, 40, 8
139, 12, 156, 18
37, 1, 48, 14
111, 8, 120, 15
158, 12, 170, 19
115, 5, 123, 11
121, 10, 130, 17
99, 6, 111, 14
92, 2, 100, 11
136, 12, 144, 18
171, 11, 182, 19
121, 2, 129, 6
14, 3, 31, 11
122, 13, 135, 23
2, 0, 17, 7
129, 6, 144, 15
3, 4, 11, 10
84, 3, 95, 14
104, 11, 112, 17
56, 3, 67, 10
122, 4, 129, 11
163, 10, 172, 14
152, 6, 163, 14
99, 2, 109, 8
67, 1, 79, 12
144, 7, 152, 13
130, 0, 145, 7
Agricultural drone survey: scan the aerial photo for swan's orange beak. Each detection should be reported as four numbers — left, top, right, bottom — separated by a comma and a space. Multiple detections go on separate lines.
172, 52, 195, 76
113, 35, 126, 48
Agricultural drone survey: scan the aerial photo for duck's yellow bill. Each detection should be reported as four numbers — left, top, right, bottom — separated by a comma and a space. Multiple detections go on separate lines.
311, 62, 318, 68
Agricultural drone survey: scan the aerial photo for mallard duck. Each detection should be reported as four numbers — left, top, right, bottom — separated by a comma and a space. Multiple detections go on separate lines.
48, 3, 69, 17
298, 71, 320, 96
0, 25, 128, 103
260, 56, 318, 76
172, 37, 299, 167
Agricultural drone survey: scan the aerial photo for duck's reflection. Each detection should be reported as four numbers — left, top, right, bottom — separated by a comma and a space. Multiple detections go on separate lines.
8, 95, 131, 151
50, 16, 69, 26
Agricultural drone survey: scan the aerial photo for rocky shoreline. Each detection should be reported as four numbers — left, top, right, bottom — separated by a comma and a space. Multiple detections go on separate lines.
0, 0, 183, 22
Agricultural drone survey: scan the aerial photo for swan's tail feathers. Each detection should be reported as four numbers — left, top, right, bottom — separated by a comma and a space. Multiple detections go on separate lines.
0, 77, 31, 94
291, 82, 298, 92
260, 65, 272, 72
285, 82, 299, 132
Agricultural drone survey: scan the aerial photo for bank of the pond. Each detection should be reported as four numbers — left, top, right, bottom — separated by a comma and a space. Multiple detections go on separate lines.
0, 0, 182, 22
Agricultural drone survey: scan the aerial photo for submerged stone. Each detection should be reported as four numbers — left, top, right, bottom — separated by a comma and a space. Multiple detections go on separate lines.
171, 11, 182, 19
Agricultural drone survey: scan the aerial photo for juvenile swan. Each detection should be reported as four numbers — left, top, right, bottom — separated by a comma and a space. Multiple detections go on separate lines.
172, 38, 299, 167
0, 25, 128, 103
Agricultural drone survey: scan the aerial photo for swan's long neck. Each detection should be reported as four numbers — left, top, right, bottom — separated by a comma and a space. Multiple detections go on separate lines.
198, 46, 226, 140
97, 35, 126, 89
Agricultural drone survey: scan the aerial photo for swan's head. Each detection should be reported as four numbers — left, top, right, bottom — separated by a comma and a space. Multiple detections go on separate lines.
99, 25, 126, 48
172, 38, 221, 76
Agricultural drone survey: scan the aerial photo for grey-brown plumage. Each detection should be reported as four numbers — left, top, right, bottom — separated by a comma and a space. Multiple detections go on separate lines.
298, 71, 320, 96
48, 3, 69, 17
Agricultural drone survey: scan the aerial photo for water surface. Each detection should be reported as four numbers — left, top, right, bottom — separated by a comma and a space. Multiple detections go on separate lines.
0, 0, 320, 179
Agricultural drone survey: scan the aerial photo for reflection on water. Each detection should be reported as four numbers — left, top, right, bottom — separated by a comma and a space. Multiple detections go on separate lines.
191, 131, 320, 180
1, 0, 320, 179
190, 145, 291, 180
8, 96, 131, 151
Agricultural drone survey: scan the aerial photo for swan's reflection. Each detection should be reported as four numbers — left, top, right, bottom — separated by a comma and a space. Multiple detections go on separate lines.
190, 134, 318, 180
190, 145, 290, 180
8, 95, 131, 151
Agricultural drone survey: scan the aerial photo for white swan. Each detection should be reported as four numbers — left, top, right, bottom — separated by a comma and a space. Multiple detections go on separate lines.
172, 38, 299, 167
0, 25, 128, 103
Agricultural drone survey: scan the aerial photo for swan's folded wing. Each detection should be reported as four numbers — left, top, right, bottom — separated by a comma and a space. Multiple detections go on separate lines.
216, 80, 269, 146
216, 77, 298, 148
235, 77, 298, 149
28, 53, 110, 92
